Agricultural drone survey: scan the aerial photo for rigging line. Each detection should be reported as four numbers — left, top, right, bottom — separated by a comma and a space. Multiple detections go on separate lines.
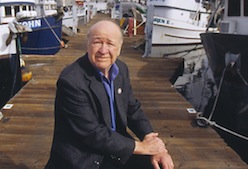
186, 46, 205, 63
163, 45, 203, 58
180, 44, 205, 59
197, 64, 248, 141
10, 30, 23, 98
196, 116, 248, 141
237, 71, 248, 86
43, 16, 61, 43
208, 66, 227, 121
205, 0, 224, 32
22, 46, 61, 50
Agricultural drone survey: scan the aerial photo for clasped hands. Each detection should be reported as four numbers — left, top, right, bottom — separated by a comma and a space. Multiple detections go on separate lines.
134, 132, 174, 169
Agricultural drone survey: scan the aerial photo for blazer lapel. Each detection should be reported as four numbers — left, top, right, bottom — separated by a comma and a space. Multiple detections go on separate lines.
90, 79, 112, 129
82, 55, 125, 130
114, 74, 126, 125
80, 55, 113, 129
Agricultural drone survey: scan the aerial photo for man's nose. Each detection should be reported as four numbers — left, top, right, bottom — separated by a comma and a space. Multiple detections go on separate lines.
98, 43, 109, 54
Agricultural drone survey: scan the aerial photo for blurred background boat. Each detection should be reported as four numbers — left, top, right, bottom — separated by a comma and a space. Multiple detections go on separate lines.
0, 22, 31, 108
143, 0, 215, 58
0, 0, 63, 55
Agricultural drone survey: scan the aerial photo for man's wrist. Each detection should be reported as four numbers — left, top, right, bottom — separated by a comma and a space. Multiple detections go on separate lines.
133, 141, 143, 154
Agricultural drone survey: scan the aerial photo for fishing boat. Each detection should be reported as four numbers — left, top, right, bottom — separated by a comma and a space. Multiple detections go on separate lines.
200, 0, 248, 162
18, 15, 63, 55
57, 0, 78, 32
0, 0, 63, 55
76, 0, 87, 26
200, 0, 248, 130
143, 0, 213, 57
0, 23, 18, 109
35, 0, 58, 16
0, 22, 31, 108
56, 0, 88, 34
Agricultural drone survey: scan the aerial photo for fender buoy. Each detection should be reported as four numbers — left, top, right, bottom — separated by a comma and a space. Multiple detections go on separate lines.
20, 59, 32, 83
21, 66, 32, 83
60, 40, 68, 48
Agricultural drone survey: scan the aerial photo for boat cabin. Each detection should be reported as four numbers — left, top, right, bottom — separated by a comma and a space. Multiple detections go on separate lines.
35, 0, 58, 16
220, 0, 248, 34
0, 0, 36, 23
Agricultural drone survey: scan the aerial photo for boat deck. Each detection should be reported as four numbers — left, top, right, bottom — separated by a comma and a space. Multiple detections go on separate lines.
0, 13, 247, 169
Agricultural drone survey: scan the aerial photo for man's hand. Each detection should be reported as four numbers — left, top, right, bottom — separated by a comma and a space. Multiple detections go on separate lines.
151, 149, 174, 169
133, 132, 165, 155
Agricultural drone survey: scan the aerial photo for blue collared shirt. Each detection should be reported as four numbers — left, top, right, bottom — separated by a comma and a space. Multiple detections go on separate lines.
98, 63, 119, 131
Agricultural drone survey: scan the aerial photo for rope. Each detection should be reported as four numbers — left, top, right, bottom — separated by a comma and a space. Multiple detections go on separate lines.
163, 45, 204, 57
196, 64, 248, 141
22, 46, 60, 50
196, 116, 248, 141
237, 70, 248, 86
43, 16, 61, 43
205, 0, 224, 32
208, 67, 227, 120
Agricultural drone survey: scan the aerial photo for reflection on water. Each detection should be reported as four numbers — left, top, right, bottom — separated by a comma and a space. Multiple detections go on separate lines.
171, 48, 248, 164
169, 46, 217, 113
173, 53, 216, 112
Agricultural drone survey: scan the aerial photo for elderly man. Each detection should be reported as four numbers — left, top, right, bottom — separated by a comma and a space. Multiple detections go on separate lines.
45, 20, 174, 169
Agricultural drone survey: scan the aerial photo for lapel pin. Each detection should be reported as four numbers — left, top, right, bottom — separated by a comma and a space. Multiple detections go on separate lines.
118, 88, 122, 94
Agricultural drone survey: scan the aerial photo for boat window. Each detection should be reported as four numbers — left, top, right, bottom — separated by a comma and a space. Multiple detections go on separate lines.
14, 6, 20, 15
52, 5, 57, 10
228, 0, 240, 16
5, 6, 12, 17
195, 13, 201, 21
22, 6, 27, 10
244, 0, 248, 16
45, 5, 49, 10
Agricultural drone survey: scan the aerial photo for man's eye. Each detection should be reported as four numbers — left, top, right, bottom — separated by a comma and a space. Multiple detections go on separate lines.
108, 43, 115, 46
94, 41, 101, 44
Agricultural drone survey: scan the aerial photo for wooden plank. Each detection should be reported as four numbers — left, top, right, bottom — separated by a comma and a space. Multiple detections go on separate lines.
0, 13, 247, 169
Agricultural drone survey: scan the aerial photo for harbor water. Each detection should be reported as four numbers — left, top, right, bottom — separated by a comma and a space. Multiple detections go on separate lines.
171, 46, 248, 164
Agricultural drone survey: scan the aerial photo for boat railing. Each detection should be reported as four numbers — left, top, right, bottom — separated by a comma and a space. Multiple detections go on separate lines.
16, 11, 38, 21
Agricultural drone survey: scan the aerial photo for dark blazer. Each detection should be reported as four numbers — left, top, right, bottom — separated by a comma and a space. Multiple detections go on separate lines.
45, 54, 153, 169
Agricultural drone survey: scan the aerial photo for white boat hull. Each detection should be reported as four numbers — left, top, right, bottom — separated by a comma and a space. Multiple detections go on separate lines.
0, 24, 16, 56
152, 22, 205, 45
144, 0, 212, 57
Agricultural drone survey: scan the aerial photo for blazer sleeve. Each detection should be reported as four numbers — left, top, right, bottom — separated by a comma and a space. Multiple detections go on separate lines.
117, 60, 153, 140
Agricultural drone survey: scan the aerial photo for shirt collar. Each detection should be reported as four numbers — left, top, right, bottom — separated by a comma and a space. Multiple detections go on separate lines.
97, 63, 119, 82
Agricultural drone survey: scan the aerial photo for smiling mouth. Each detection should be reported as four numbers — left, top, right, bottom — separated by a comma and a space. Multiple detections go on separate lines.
96, 56, 111, 60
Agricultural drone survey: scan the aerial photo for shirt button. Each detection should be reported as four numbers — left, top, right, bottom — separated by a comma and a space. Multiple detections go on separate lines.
93, 160, 100, 165
117, 157, 121, 161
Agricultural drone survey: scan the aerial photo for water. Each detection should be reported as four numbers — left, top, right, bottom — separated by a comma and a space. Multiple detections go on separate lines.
172, 48, 248, 164
174, 52, 216, 113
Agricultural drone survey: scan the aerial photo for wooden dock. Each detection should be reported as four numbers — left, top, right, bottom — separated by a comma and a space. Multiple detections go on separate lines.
0, 13, 247, 169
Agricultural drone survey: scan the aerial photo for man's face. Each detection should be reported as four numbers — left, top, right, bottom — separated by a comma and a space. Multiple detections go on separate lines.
87, 22, 122, 75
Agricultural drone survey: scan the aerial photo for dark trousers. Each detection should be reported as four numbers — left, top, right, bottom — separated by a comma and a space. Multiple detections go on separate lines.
99, 155, 154, 169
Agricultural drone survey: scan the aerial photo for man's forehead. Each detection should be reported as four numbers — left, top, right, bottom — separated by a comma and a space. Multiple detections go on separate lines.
91, 36, 119, 44
90, 21, 121, 36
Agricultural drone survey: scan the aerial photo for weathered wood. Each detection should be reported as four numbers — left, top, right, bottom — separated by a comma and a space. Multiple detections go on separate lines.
0, 13, 247, 169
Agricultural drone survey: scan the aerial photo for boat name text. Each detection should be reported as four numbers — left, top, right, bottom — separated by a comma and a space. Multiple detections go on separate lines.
20, 19, 41, 28
153, 17, 169, 25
